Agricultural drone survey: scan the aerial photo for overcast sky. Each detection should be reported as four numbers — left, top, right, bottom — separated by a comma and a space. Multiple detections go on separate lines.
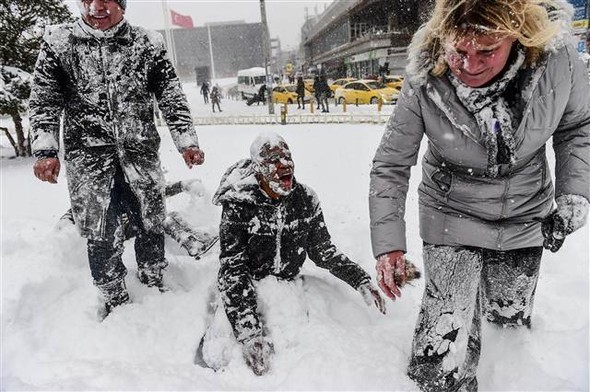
65, 0, 334, 50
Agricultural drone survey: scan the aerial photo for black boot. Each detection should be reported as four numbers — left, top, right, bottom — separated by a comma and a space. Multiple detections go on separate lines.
97, 278, 130, 319
138, 263, 168, 292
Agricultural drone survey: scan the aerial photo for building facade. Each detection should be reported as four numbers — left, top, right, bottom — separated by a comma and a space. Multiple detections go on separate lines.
301, 0, 434, 79
303, 0, 589, 79
159, 21, 265, 83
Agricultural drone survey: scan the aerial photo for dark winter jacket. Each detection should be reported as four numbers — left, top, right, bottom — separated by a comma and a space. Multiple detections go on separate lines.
210, 86, 222, 103
369, 8, 590, 255
29, 19, 199, 240
200, 82, 210, 95
213, 159, 370, 343
296, 80, 305, 97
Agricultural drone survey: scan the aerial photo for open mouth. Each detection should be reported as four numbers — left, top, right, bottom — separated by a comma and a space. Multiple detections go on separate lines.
278, 172, 293, 188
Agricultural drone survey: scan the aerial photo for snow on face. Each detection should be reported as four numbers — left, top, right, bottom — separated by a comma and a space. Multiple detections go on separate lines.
444, 33, 515, 87
250, 132, 294, 197
79, 0, 124, 31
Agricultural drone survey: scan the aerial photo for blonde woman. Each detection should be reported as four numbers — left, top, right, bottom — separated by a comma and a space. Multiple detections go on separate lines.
369, 0, 589, 390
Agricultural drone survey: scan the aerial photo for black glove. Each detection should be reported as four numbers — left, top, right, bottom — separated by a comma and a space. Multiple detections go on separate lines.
242, 337, 274, 376
542, 195, 589, 253
358, 282, 387, 314
542, 210, 567, 252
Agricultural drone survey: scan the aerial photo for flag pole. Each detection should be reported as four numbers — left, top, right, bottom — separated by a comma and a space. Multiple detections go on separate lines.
206, 24, 217, 82
161, 0, 177, 66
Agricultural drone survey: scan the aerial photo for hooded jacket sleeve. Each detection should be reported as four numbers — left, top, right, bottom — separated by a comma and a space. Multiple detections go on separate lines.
147, 33, 199, 153
29, 39, 66, 158
369, 79, 425, 256
217, 202, 262, 344
552, 45, 590, 202
305, 189, 370, 289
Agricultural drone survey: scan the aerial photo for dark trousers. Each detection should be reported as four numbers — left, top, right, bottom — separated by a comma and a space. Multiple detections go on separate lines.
408, 244, 542, 391
297, 95, 305, 108
87, 166, 165, 287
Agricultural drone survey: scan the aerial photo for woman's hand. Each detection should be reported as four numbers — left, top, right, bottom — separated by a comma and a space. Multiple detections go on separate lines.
376, 251, 407, 300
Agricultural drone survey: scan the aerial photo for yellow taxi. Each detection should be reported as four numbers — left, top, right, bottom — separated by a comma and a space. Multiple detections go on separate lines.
384, 75, 404, 90
334, 80, 399, 105
329, 78, 357, 95
272, 84, 311, 104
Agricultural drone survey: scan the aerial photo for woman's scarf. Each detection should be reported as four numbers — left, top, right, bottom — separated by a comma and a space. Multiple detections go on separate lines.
448, 47, 525, 177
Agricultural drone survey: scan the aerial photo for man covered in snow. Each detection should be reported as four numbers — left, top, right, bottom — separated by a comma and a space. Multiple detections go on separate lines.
212, 132, 386, 375
369, 0, 589, 390
29, 0, 205, 317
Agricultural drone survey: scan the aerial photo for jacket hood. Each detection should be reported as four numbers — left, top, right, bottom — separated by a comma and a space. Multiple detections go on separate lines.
213, 159, 299, 206
405, 0, 576, 87
212, 159, 263, 206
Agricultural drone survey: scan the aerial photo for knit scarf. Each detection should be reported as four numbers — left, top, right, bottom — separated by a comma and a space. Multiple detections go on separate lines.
448, 48, 525, 177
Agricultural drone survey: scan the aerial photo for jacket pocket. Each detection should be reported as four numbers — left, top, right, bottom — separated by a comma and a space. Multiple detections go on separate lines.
431, 169, 452, 196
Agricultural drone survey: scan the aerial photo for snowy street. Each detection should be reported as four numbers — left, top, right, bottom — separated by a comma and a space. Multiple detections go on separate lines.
1, 119, 588, 390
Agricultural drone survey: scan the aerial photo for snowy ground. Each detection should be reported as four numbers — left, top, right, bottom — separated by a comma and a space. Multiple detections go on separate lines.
1, 98, 589, 390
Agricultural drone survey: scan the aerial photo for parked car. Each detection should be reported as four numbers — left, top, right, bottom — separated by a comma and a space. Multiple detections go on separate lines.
272, 84, 311, 104
329, 78, 357, 95
334, 80, 399, 105
384, 75, 404, 90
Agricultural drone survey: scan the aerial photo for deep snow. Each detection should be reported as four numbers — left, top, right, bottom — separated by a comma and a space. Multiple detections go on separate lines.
1, 89, 589, 391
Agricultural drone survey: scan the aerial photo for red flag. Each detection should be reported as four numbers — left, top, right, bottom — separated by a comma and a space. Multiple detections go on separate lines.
170, 10, 194, 29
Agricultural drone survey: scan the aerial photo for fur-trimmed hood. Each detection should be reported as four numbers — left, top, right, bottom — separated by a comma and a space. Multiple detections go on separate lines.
405, 0, 576, 87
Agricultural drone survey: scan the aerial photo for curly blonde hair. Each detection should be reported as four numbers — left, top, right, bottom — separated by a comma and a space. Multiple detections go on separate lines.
419, 0, 562, 76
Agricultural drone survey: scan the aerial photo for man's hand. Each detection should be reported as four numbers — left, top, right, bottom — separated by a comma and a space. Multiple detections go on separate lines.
376, 251, 406, 300
33, 157, 60, 184
182, 147, 205, 169
242, 336, 274, 376
358, 282, 386, 314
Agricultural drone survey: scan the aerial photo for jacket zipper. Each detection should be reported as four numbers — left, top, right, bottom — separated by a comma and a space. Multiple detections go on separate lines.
274, 204, 285, 273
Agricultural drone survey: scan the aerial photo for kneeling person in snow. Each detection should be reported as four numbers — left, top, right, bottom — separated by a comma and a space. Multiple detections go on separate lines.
29, 0, 205, 317
212, 132, 385, 375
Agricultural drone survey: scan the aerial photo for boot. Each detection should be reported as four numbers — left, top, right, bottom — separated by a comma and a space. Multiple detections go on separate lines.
97, 278, 130, 319
138, 263, 168, 292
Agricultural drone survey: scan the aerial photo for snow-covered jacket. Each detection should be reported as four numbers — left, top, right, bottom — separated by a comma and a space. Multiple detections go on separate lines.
29, 19, 199, 239
370, 14, 590, 255
213, 159, 370, 343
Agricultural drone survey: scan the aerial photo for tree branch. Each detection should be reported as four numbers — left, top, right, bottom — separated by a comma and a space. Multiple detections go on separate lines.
1, 126, 18, 155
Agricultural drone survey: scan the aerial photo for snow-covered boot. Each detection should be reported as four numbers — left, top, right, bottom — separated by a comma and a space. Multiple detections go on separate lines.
97, 278, 130, 319
138, 264, 168, 292
164, 212, 220, 259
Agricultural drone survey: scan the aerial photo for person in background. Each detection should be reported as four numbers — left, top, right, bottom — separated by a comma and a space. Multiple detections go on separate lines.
210, 84, 222, 113
213, 132, 386, 376
312, 75, 321, 110
369, 0, 589, 390
295, 76, 306, 110
318, 75, 330, 113
201, 81, 210, 104
29, 0, 205, 318
257, 83, 267, 105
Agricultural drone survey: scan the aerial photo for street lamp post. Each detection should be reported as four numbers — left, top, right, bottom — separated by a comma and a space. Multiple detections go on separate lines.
259, 0, 275, 114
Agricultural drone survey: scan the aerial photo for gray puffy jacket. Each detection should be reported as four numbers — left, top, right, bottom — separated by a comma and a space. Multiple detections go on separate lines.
370, 30, 590, 255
